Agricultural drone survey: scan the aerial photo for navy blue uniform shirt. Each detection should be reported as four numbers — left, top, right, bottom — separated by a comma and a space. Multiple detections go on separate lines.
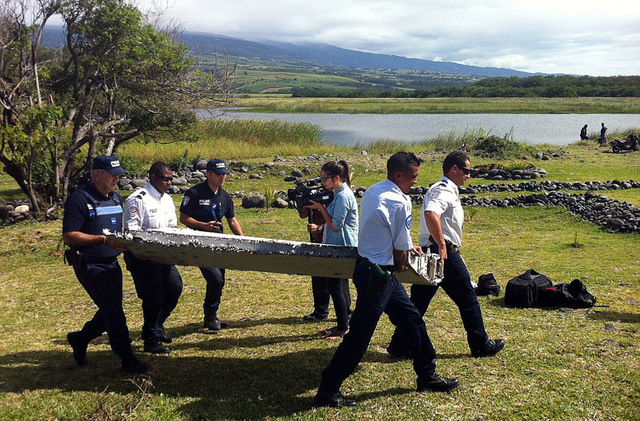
179, 182, 235, 233
63, 183, 123, 259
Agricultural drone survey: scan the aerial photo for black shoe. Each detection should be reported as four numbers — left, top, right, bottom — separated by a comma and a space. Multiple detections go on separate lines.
417, 373, 460, 393
313, 391, 357, 408
121, 355, 150, 374
203, 317, 229, 331
144, 340, 171, 354
303, 312, 328, 322
159, 329, 172, 344
471, 339, 506, 358
67, 331, 88, 366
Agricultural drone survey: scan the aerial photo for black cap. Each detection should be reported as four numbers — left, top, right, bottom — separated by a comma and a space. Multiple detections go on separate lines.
93, 155, 127, 175
206, 158, 229, 175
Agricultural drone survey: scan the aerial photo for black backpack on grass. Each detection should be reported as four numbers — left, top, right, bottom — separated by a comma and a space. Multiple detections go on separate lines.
504, 269, 552, 308
538, 279, 597, 308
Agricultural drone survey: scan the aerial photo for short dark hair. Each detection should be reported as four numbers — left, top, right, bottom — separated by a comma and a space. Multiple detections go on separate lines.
149, 161, 171, 177
386, 152, 422, 178
443, 151, 470, 175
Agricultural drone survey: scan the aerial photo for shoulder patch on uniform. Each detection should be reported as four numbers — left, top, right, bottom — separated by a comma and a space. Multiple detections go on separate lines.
128, 206, 138, 217
182, 196, 190, 206
405, 215, 412, 230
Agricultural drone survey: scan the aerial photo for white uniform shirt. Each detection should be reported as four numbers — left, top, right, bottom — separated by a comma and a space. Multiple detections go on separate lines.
419, 176, 464, 247
358, 178, 414, 266
124, 183, 177, 230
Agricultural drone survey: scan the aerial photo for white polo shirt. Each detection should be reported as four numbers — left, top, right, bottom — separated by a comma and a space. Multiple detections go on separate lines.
358, 178, 414, 266
124, 183, 177, 230
419, 176, 464, 247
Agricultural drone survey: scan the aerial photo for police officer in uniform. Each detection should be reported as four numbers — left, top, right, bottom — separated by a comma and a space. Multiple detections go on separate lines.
314, 152, 459, 408
387, 150, 505, 359
124, 162, 183, 354
179, 158, 244, 330
63, 155, 149, 374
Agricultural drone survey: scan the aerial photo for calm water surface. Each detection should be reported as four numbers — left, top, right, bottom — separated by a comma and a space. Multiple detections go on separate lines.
197, 110, 640, 146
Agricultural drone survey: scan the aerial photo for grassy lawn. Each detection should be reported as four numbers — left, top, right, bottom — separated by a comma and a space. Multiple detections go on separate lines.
0, 142, 639, 420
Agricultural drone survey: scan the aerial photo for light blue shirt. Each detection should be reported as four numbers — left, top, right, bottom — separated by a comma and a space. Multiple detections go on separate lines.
324, 183, 359, 246
357, 178, 414, 266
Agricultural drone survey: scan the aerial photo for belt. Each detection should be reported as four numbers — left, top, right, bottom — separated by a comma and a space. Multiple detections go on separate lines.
356, 255, 395, 272
427, 236, 460, 252
83, 255, 118, 264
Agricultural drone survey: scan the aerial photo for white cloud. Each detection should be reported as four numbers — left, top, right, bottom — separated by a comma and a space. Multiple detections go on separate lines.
139, 0, 640, 76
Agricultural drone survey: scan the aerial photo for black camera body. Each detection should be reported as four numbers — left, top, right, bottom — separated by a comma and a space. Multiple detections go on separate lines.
285, 176, 334, 209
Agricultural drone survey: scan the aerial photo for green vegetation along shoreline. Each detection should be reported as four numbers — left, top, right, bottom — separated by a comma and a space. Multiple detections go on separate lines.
231, 96, 640, 114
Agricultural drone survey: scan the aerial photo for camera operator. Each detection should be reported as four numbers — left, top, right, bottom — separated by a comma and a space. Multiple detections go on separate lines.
304, 160, 357, 339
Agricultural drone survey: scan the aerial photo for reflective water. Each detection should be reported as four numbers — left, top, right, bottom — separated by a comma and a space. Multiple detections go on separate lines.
196, 110, 639, 146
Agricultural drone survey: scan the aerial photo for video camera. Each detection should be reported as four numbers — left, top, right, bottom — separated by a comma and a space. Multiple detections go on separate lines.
285, 176, 334, 209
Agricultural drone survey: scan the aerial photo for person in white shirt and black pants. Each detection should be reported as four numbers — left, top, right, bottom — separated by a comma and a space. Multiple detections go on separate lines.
124, 162, 183, 354
387, 150, 505, 359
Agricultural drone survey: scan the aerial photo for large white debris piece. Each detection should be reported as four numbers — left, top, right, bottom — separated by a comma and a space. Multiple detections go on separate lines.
108, 228, 442, 285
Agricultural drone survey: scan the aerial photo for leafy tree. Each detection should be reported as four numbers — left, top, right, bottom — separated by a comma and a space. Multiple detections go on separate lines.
0, 0, 234, 213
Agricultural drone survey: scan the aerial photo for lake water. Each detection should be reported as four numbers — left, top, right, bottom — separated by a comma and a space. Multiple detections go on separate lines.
197, 110, 639, 146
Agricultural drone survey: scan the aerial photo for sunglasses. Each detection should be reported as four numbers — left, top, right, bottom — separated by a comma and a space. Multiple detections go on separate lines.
457, 165, 471, 175
157, 175, 173, 182
321, 175, 335, 181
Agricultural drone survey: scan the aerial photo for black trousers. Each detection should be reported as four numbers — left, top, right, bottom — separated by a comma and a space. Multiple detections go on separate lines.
318, 258, 436, 395
125, 253, 183, 341
311, 276, 352, 317
388, 243, 489, 355
72, 257, 133, 357
200, 267, 225, 318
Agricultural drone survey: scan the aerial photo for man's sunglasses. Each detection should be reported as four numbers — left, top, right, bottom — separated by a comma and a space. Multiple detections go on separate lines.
156, 175, 173, 182
457, 165, 471, 175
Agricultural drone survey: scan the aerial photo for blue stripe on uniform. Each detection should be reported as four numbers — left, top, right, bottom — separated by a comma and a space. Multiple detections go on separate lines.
96, 206, 123, 216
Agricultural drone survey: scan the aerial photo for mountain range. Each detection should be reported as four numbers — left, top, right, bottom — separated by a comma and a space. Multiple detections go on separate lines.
179, 32, 535, 78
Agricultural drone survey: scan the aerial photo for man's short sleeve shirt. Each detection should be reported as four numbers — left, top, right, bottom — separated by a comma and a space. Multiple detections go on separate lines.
419, 176, 464, 247
358, 178, 414, 266
125, 183, 177, 231
179, 182, 235, 232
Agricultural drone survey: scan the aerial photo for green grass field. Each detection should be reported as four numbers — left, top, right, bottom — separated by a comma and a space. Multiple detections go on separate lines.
233, 96, 640, 114
1, 134, 639, 419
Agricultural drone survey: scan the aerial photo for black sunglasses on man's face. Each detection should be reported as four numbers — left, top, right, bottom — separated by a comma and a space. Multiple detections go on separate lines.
156, 175, 173, 182
457, 165, 470, 175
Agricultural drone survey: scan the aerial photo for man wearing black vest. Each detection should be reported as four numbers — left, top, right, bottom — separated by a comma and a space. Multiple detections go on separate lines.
63, 155, 149, 374
179, 158, 244, 330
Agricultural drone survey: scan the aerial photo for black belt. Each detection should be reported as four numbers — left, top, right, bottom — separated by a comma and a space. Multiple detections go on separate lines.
83, 255, 118, 264
356, 255, 395, 272
427, 236, 459, 252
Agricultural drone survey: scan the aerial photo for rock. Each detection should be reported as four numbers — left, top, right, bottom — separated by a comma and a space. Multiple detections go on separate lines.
242, 193, 266, 208
172, 177, 188, 186
14, 205, 30, 214
291, 168, 303, 177
249, 174, 263, 180
131, 179, 146, 188
273, 197, 289, 208
194, 160, 208, 171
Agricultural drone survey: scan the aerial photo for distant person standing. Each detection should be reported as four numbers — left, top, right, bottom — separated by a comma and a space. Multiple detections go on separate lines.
600, 123, 608, 145
580, 124, 589, 140
124, 162, 183, 354
63, 155, 149, 374
179, 159, 244, 331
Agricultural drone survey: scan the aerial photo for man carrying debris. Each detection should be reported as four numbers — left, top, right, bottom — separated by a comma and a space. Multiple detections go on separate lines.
314, 152, 459, 408
387, 150, 505, 359
179, 159, 244, 331
63, 155, 149, 374
124, 162, 183, 354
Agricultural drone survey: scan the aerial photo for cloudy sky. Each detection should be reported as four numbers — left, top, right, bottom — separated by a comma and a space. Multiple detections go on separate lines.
139, 0, 639, 76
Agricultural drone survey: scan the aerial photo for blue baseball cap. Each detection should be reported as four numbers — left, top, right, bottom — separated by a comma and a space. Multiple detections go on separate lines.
206, 158, 229, 175
93, 155, 127, 175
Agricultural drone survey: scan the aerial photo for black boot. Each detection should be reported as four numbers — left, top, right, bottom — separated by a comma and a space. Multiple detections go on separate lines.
66, 331, 89, 366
